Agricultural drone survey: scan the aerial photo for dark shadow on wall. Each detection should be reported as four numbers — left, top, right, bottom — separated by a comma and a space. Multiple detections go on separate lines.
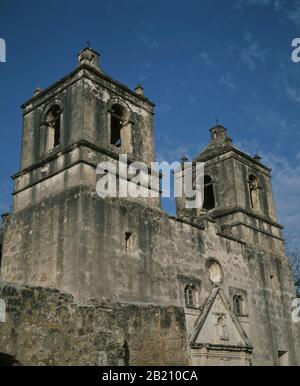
0, 353, 22, 366
124, 340, 130, 366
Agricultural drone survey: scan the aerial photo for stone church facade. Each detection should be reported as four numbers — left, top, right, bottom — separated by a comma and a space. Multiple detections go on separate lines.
0, 48, 299, 366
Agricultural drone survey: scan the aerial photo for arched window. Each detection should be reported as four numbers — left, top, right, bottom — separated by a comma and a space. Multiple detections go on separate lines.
233, 294, 244, 316
45, 105, 62, 151
110, 104, 126, 148
203, 175, 215, 210
185, 285, 195, 308
248, 175, 260, 210
109, 103, 133, 153
125, 232, 135, 252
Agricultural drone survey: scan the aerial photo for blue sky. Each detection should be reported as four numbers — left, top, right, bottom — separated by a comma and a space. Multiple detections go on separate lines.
0, 0, 300, 246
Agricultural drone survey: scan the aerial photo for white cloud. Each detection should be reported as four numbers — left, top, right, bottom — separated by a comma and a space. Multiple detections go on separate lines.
238, 0, 270, 7
218, 73, 236, 90
235, 104, 293, 144
156, 134, 204, 163
240, 38, 269, 70
193, 30, 270, 74
156, 102, 173, 114
235, 0, 284, 11
286, 0, 300, 26
137, 33, 160, 51
236, 0, 300, 27
195, 51, 214, 68
286, 85, 300, 104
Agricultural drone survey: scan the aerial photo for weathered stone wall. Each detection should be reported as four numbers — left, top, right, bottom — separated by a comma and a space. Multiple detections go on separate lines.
1, 188, 81, 288
0, 283, 188, 366
2, 49, 299, 367
13, 146, 160, 213
2, 186, 300, 365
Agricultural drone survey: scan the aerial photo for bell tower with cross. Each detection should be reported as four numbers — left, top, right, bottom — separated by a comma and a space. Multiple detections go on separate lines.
176, 124, 284, 253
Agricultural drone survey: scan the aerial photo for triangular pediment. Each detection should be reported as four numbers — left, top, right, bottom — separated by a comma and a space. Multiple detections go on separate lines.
190, 288, 252, 350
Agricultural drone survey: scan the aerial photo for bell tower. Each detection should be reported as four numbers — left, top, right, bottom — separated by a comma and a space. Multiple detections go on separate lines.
1, 47, 159, 299
14, 47, 158, 213
176, 125, 284, 253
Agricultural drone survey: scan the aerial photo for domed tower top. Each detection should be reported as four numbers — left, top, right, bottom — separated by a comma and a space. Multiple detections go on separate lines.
210, 124, 231, 144
195, 124, 233, 163
77, 46, 100, 68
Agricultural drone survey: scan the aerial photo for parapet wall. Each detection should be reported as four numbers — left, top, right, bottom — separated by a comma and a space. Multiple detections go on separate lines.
0, 283, 188, 366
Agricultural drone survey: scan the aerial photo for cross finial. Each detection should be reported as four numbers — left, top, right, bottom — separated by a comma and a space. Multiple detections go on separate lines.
215, 118, 219, 126
86, 40, 91, 48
